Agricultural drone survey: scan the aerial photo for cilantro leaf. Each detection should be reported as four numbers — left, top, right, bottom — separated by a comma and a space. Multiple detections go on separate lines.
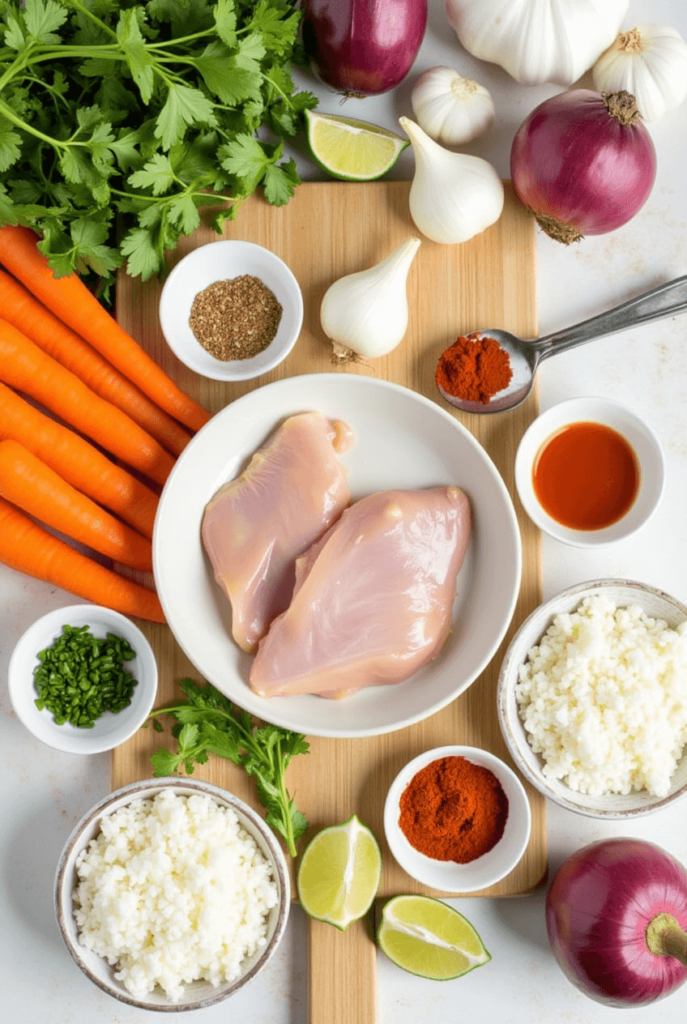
24, 0, 68, 45
155, 83, 218, 150
116, 8, 156, 104
263, 156, 299, 206
128, 152, 175, 195
148, 679, 310, 857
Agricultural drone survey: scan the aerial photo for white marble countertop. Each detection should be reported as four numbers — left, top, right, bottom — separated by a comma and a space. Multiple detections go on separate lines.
2, 1, 687, 1020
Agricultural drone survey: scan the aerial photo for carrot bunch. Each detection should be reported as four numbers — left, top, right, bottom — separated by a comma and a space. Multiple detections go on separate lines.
0, 226, 211, 623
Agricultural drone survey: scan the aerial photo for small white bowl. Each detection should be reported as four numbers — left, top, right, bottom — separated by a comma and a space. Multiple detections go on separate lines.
159, 239, 303, 381
8, 604, 158, 754
384, 745, 532, 893
497, 579, 687, 819
55, 778, 290, 1011
514, 396, 664, 546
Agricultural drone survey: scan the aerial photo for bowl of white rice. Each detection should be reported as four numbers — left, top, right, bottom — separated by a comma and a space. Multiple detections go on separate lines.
497, 579, 687, 819
55, 778, 290, 1010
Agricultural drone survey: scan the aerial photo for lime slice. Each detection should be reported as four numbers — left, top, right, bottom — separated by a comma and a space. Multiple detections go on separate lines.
305, 110, 409, 181
297, 814, 382, 930
377, 895, 491, 980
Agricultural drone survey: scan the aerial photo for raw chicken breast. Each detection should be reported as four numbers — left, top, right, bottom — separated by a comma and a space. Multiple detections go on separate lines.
201, 411, 353, 653
249, 486, 470, 698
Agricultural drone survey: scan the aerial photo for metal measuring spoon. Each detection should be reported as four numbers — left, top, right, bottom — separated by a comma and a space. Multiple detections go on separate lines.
437, 274, 687, 414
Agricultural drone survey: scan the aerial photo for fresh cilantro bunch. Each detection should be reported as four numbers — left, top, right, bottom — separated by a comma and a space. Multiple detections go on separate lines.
149, 677, 310, 857
0, 0, 316, 290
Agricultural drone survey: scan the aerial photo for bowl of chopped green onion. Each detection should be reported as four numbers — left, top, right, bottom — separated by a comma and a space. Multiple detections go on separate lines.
8, 604, 158, 754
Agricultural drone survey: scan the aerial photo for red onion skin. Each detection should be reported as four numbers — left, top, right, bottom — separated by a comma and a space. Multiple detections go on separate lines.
301, 0, 428, 96
546, 838, 687, 1007
510, 90, 657, 240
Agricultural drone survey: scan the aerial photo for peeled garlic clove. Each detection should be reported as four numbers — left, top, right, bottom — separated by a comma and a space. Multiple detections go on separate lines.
321, 237, 421, 361
411, 66, 495, 145
399, 116, 504, 245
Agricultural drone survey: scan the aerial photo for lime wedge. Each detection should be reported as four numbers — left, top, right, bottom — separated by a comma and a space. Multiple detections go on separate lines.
305, 110, 409, 181
297, 814, 382, 930
377, 895, 491, 980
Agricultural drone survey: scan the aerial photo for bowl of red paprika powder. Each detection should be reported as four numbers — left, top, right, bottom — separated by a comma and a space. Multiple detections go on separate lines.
383, 745, 532, 893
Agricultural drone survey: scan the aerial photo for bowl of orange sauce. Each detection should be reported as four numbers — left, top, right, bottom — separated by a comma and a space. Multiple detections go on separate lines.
514, 397, 664, 546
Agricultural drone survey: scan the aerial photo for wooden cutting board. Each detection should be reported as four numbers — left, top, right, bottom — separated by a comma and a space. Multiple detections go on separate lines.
113, 181, 543, 1023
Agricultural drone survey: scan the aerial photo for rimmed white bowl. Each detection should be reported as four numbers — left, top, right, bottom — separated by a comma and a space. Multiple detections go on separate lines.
498, 579, 687, 819
159, 239, 303, 381
383, 745, 532, 893
55, 778, 290, 1011
8, 604, 157, 755
153, 373, 522, 739
514, 396, 664, 546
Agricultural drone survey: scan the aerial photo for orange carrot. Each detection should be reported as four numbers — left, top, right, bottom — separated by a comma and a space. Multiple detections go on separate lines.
0, 319, 175, 487
0, 383, 158, 540
0, 440, 153, 571
0, 268, 192, 456
0, 226, 210, 432
0, 496, 165, 623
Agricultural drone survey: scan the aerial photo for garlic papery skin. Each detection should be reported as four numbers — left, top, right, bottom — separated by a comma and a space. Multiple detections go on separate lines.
399, 116, 504, 245
321, 237, 421, 361
592, 25, 687, 122
411, 66, 495, 145
445, 0, 629, 87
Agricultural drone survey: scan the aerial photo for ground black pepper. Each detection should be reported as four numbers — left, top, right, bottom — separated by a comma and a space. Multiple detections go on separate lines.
189, 275, 283, 361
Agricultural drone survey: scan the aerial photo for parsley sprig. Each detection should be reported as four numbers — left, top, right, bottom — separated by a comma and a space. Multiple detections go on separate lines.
0, 0, 316, 293
148, 677, 309, 857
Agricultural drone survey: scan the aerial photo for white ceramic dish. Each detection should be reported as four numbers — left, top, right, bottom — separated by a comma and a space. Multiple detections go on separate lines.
498, 579, 687, 819
159, 239, 303, 381
8, 604, 158, 754
153, 373, 522, 739
514, 396, 664, 546
55, 778, 290, 1011
383, 745, 532, 893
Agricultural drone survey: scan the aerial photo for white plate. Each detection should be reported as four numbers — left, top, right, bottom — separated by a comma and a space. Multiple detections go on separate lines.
154, 374, 522, 738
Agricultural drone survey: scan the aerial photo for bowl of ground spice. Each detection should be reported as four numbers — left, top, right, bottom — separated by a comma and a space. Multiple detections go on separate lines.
384, 745, 532, 893
159, 240, 303, 381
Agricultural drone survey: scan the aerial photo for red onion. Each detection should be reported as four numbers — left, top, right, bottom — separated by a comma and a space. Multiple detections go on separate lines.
546, 838, 687, 1007
510, 89, 657, 243
301, 0, 427, 97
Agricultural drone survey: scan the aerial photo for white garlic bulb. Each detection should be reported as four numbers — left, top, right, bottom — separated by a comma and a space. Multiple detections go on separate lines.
411, 66, 495, 146
592, 24, 687, 122
445, 0, 629, 87
321, 237, 421, 361
399, 116, 504, 245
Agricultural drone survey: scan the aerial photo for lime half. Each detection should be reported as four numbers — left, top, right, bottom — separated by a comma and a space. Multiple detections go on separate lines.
377, 894, 491, 980
297, 814, 382, 930
305, 110, 409, 181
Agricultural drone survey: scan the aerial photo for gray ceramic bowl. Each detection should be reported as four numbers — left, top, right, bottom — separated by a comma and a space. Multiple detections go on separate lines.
498, 579, 687, 819
55, 778, 290, 1011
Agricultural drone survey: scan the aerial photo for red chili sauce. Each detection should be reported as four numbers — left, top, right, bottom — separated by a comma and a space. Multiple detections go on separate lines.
532, 421, 639, 530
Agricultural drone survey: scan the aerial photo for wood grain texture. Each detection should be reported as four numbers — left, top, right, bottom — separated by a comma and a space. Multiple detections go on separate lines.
113, 180, 543, 1021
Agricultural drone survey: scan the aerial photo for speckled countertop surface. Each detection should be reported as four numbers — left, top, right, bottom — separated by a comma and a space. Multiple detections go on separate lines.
3, 1, 687, 1021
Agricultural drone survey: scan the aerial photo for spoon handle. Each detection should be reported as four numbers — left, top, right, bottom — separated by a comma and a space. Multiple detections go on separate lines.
532, 274, 687, 360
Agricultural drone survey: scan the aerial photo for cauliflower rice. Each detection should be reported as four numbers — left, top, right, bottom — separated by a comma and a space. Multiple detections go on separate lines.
515, 594, 687, 797
73, 790, 279, 1001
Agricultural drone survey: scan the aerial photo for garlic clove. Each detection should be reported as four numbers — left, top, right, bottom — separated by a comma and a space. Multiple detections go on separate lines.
321, 237, 421, 361
411, 66, 495, 146
592, 25, 687, 122
399, 116, 504, 245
